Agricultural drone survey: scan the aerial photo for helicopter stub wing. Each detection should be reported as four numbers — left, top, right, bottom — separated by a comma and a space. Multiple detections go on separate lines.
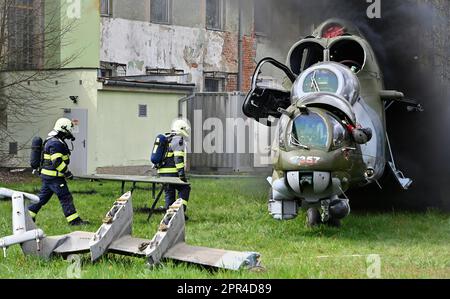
381, 90, 424, 112
165, 243, 261, 271
51, 231, 95, 255
1, 190, 262, 271
142, 199, 261, 270
89, 192, 134, 261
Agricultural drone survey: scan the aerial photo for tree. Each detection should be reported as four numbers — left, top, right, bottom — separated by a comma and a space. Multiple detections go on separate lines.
0, 0, 79, 166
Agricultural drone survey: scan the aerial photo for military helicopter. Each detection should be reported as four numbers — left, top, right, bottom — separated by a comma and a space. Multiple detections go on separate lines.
243, 19, 422, 227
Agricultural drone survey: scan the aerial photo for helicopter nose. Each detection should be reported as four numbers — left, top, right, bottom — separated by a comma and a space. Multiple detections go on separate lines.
286, 171, 332, 194
289, 155, 322, 167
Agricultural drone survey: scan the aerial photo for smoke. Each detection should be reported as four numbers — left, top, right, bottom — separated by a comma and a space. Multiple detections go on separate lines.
263, 0, 450, 211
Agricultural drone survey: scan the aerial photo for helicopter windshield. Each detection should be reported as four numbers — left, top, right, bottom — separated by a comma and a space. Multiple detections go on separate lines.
291, 113, 328, 149
302, 69, 339, 93
327, 113, 350, 150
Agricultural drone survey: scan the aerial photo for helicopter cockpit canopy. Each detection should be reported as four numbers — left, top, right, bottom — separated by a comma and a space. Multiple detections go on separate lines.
291, 112, 329, 150
292, 62, 361, 105
289, 111, 351, 151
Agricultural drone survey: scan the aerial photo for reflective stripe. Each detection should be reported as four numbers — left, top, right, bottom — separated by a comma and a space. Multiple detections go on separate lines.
44, 154, 69, 161
41, 169, 64, 177
50, 153, 64, 160
157, 167, 178, 174
176, 163, 185, 169
166, 152, 174, 158
182, 200, 188, 207
173, 151, 185, 157
56, 161, 67, 172
28, 210, 37, 218
66, 213, 79, 223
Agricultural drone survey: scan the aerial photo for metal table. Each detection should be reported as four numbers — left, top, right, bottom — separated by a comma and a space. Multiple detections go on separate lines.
75, 174, 190, 221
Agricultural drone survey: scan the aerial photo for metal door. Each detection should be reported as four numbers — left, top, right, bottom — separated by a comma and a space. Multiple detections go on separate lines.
63, 108, 88, 175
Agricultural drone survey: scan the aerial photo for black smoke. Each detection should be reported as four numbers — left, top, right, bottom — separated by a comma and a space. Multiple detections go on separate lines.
264, 0, 450, 211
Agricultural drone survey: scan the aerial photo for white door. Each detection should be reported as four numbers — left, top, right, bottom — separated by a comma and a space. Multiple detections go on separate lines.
64, 108, 88, 175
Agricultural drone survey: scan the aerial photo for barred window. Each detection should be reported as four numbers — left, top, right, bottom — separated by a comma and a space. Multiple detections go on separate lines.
7, 0, 38, 70
204, 78, 224, 92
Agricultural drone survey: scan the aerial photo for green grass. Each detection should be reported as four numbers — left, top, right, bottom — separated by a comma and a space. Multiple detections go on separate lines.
1, 177, 449, 279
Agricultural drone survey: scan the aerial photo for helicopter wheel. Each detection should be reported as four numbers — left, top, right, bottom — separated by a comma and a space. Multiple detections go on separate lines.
306, 208, 321, 227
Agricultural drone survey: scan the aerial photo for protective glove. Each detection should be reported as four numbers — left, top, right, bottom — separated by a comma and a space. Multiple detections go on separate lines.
180, 175, 188, 183
65, 171, 74, 180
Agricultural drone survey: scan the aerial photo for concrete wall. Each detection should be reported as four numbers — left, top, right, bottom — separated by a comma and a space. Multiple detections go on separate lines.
112, 0, 150, 22
59, 0, 100, 68
110, 0, 243, 30
1, 69, 100, 170
100, 0, 258, 91
100, 17, 239, 90
96, 88, 182, 169
43, 0, 100, 68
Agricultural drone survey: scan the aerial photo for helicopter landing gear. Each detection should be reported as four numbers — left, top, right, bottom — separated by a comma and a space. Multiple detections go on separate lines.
306, 208, 321, 227
305, 207, 342, 228
306, 198, 349, 228
321, 197, 349, 227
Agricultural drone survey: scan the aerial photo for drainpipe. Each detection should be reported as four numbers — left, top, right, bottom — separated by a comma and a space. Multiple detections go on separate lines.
178, 94, 195, 118
237, 1, 244, 91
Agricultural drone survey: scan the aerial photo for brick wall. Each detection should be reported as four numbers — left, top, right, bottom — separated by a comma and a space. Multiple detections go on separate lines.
222, 31, 238, 70
242, 32, 257, 92
225, 74, 238, 91
214, 30, 256, 93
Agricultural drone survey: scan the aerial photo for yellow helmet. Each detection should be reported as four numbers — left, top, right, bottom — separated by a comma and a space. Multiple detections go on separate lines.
171, 119, 190, 138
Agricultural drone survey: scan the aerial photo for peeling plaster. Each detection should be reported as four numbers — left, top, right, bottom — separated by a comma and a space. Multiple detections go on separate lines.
204, 31, 225, 69
100, 18, 239, 88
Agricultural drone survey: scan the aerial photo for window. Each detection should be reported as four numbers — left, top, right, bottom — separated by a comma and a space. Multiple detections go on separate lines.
100, 0, 112, 17
7, 0, 37, 70
291, 113, 328, 149
302, 69, 339, 93
151, 0, 170, 24
204, 78, 224, 92
138, 105, 148, 118
328, 113, 350, 150
206, 0, 224, 30
100, 61, 127, 77
9, 142, 18, 156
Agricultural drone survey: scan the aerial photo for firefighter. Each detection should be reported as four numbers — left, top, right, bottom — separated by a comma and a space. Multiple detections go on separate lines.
158, 119, 191, 220
28, 118, 89, 226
